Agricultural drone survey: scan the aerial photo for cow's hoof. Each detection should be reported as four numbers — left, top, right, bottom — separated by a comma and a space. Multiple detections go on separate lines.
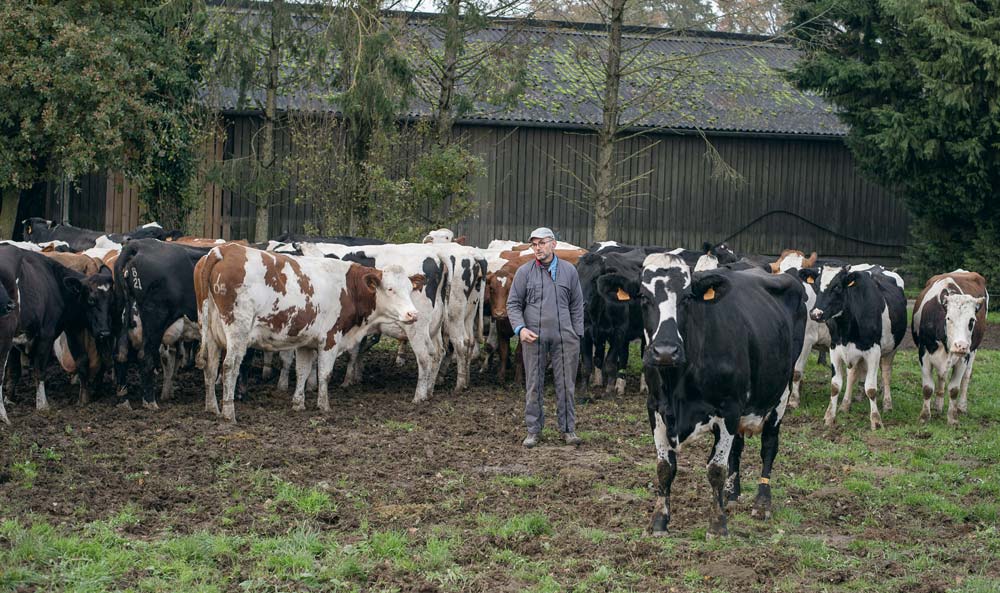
222, 406, 236, 422
823, 415, 836, 427
36, 404, 50, 413
142, 401, 159, 411
649, 514, 669, 535
919, 410, 930, 422
750, 506, 772, 520
206, 405, 220, 416
870, 414, 883, 430
883, 400, 893, 411
787, 396, 799, 410
117, 400, 132, 411
292, 402, 305, 412
706, 525, 728, 539
947, 414, 959, 426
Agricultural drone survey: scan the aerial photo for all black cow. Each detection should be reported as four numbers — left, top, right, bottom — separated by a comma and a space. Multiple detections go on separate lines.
601, 253, 805, 537
810, 264, 906, 430
0, 245, 114, 423
113, 239, 210, 409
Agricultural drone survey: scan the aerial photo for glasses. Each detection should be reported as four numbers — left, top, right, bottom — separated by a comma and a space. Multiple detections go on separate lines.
530, 239, 553, 249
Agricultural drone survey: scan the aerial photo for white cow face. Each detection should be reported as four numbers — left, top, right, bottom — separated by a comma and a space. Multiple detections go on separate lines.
377, 265, 420, 324
640, 253, 691, 367
942, 293, 985, 354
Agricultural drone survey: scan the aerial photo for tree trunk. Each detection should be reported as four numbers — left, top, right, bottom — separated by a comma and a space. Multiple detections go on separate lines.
592, 0, 625, 243
255, 0, 281, 243
0, 187, 20, 240
435, 0, 463, 145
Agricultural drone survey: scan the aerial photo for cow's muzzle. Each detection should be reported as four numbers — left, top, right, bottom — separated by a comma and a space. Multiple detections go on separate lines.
810, 308, 825, 321
951, 341, 970, 355
646, 342, 684, 367
97, 330, 112, 340
401, 310, 419, 324
2, 302, 13, 314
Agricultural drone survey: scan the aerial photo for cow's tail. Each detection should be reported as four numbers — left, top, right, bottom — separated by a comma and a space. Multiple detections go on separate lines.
193, 247, 223, 370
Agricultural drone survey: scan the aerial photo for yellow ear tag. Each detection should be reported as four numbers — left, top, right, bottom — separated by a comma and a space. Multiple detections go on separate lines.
703, 287, 716, 301
616, 288, 631, 301
806, 276, 814, 284
848, 280, 856, 287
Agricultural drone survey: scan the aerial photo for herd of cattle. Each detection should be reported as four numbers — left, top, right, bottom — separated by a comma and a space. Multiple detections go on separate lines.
0, 219, 988, 535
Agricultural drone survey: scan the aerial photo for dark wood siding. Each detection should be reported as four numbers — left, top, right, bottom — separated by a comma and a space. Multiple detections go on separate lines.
64, 117, 908, 262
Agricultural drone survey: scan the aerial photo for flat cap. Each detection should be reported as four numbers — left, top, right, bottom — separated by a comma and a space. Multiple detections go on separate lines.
528, 227, 555, 241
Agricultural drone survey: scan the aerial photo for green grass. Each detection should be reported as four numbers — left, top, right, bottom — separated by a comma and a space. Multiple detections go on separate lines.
478, 512, 553, 539
272, 479, 336, 517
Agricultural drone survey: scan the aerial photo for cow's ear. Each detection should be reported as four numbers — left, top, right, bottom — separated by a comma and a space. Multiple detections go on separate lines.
844, 271, 861, 288
798, 269, 818, 285
364, 270, 382, 293
691, 272, 730, 303
409, 274, 427, 292
48, 220, 58, 229
974, 296, 986, 312
63, 276, 83, 296
702, 241, 714, 254
454, 236, 467, 245
597, 274, 639, 303
804, 252, 818, 268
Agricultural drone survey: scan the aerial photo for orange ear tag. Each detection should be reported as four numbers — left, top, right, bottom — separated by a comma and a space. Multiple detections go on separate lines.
616, 288, 631, 301
848, 280, 855, 287
806, 277, 814, 284
703, 287, 716, 301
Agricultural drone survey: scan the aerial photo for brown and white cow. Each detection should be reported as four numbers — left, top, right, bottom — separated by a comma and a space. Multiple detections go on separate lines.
912, 270, 988, 425
194, 244, 419, 422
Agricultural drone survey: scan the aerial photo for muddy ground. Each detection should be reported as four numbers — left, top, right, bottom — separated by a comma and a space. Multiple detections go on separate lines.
1, 336, 998, 592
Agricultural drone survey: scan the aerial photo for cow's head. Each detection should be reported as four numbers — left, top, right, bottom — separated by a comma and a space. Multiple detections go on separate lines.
63, 268, 115, 340
577, 252, 607, 307
487, 270, 515, 318
697, 242, 738, 271
635, 253, 692, 367
810, 268, 860, 322
422, 228, 455, 244
21, 218, 59, 243
371, 265, 419, 325
941, 290, 986, 355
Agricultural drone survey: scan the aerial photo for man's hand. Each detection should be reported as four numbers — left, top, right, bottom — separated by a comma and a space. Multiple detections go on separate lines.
519, 328, 538, 343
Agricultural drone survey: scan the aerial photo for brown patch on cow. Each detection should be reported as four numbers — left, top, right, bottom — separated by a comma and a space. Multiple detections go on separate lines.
259, 252, 315, 299
770, 249, 818, 274
865, 388, 877, 401
830, 383, 840, 398
204, 244, 249, 325
453, 236, 467, 245
42, 252, 102, 276
325, 264, 381, 350
261, 303, 318, 337
409, 274, 427, 293
793, 371, 802, 382
102, 252, 118, 269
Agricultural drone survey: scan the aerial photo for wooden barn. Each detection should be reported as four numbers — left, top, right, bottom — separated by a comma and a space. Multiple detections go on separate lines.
18, 16, 908, 264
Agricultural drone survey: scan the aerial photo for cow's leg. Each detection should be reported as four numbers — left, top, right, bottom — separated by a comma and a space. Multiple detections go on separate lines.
408, 327, 439, 403
497, 334, 509, 382
479, 319, 497, 374
580, 329, 594, 389
113, 332, 131, 406
277, 350, 293, 392
752, 416, 781, 520
341, 343, 361, 388
919, 354, 935, 422
603, 334, 623, 398
706, 421, 736, 538
957, 351, 976, 414
200, 339, 221, 416
880, 350, 896, 411
220, 339, 249, 422
614, 338, 628, 397
591, 335, 606, 387
862, 349, 883, 430
649, 408, 677, 536
260, 351, 274, 382
790, 331, 816, 409
945, 356, 969, 426
159, 345, 177, 402
817, 348, 829, 367
934, 372, 945, 413
451, 328, 472, 393
0, 347, 11, 424
726, 433, 745, 508
839, 364, 858, 414
824, 351, 845, 427
140, 329, 167, 410
316, 350, 336, 412
395, 340, 407, 367
3, 350, 19, 406
291, 347, 317, 412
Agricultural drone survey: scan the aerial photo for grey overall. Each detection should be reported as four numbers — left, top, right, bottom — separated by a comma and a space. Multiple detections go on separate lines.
506, 258, 585, 435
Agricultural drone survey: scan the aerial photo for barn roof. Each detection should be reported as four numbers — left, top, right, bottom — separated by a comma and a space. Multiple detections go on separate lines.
212, 11, 846, 138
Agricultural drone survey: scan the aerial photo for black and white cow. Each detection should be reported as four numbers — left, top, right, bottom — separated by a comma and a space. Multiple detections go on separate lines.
912, 270, 988, 425
601, 253, 806, 537
0, 245, 115, 423
21, 219, 177, 252
810, 264, 906, 430
113, 239, 209, 409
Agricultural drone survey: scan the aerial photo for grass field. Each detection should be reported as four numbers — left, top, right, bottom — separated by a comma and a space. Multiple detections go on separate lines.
1, 344, 999, 592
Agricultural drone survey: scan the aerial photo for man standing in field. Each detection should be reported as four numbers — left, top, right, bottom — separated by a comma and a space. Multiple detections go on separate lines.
507, 227, 585, 448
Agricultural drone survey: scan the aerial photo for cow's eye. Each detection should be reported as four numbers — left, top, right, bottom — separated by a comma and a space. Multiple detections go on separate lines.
969, 319, 975, 331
